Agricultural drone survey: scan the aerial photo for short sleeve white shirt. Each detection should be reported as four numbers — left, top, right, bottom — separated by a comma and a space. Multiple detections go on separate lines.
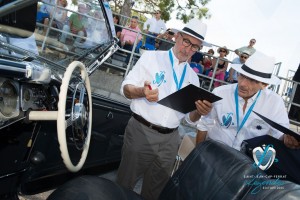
143, 17, 166, 34
121, 49, 200, 128
197, 83, 289, 150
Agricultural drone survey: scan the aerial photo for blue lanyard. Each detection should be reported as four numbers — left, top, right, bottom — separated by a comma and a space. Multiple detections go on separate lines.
235, 85, 261, 133
169, 50, 187, 91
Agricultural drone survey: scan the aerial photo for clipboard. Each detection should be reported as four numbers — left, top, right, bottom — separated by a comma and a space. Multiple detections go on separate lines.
157, 84, 222, 114
253, 111, 300, 142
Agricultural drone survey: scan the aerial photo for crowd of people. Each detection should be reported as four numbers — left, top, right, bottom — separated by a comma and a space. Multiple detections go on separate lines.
37, 0, 109, 49
113, 11, 174, 56
111, 11, 262, 90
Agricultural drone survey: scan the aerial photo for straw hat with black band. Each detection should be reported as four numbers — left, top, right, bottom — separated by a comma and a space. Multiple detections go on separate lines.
231, 51, 280, 85
172, 19, 211, 47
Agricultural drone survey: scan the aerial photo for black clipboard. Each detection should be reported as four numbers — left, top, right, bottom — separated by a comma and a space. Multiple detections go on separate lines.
253, 111, 300, 142
157, 84, 222, 114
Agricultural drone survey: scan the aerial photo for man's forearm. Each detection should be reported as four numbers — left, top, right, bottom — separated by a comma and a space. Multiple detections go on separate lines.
123, 84, 145, 99
189, 110, 201, 122
196, 130, 207, 144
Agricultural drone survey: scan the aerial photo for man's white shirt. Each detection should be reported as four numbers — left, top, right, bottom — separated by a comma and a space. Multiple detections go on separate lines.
121, 50, 199, 128
197, 83, 289, 150
143, 17, 166, 34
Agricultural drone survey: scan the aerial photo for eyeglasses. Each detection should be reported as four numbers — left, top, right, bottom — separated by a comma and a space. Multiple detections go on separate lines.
238, 74, 259, 83
179, 33, 201, 52
168, 31, 174, 35
219, 50, 226, 53
240, 55, 249, 59
131, 16, 139, 20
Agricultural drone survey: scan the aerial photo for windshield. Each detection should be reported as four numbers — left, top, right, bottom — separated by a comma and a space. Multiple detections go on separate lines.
0, 0, 115, 77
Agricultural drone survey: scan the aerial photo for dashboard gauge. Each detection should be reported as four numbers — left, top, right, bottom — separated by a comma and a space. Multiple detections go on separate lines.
23, 88, 31, 102
0, 80, 18, 117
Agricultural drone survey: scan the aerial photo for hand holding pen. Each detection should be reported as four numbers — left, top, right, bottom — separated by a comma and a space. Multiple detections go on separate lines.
143, 81, 159, 102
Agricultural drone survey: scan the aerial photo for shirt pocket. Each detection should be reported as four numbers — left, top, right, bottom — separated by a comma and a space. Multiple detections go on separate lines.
249, 119, 270, 136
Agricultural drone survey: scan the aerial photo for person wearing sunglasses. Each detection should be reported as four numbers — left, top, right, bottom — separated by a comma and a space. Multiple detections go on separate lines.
208, 46, 229, 87
143, 10, 167, 47
234, 38, 256, 56
227, 50, 250, 83
155, 28, 175, 50
117, 19, 212, 200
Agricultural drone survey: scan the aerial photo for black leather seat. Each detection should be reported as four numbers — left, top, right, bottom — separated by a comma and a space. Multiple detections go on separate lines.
160, 140, 300, 200
47, 175, 142, 200
48, 140, 300, 200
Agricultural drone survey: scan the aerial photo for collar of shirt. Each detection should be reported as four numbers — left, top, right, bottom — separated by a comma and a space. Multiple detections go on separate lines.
128, 26, 140, 31
170, 48, 189, 73
237, 89, 260, 106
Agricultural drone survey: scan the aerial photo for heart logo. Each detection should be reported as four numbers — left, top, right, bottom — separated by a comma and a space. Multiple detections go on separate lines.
153, 71, 166, 87
252, 144, 276, 171
221, 113, 233, 128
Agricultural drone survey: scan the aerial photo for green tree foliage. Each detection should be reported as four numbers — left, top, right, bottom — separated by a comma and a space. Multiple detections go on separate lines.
109, 0, 211, 23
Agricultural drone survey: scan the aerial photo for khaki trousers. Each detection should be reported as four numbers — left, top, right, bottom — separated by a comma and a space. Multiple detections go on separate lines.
116, 117, 180, 200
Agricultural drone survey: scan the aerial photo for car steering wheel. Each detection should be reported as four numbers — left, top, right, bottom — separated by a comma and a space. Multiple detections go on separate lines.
29, 61, 92, 172
57, 61, 92, 172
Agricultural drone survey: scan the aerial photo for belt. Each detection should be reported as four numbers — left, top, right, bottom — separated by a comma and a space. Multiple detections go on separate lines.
132, 113, 178, 134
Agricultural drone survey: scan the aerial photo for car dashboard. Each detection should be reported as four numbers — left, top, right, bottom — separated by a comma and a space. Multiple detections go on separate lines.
0, 58, 60, 129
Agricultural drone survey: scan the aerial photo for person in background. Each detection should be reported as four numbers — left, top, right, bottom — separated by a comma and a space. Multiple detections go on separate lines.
155, 28, 175, 50
43, 0, 68, 35
226, 50, 250, 83
59, 3, 88, 46
234, 38, 256, 56
113, 14, 122, 46
120, 16, 142, 65
36, 0, 56, 33
143, 10, 166, 47
117, 19, 212, 200
208, 46, 229, 87
190, 45, 204, 64
202, 48, 214, 74
188, 45, 204, 74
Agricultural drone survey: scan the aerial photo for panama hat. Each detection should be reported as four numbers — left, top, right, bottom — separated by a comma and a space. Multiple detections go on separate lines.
241, 49, 251, 56
172, 19, 211, 47
231, 51, 280, 85
217, 46, 229, 56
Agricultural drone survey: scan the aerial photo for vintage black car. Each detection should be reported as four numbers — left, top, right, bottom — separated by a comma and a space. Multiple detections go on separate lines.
0, 0, 132, 199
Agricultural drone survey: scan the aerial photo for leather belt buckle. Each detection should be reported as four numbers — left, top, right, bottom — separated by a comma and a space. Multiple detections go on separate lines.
132, 113, 177, 134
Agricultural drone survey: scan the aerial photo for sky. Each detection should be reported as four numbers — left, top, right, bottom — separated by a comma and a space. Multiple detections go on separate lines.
166, 0, 300, 78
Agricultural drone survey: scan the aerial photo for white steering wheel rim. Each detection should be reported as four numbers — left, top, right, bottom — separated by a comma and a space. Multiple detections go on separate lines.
57, 61, 92, 172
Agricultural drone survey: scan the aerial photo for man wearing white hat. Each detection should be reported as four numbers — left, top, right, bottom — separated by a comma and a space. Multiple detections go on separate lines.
226, 50, 251, 83
196, 51, 300, 149
117, 19, 212, 200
